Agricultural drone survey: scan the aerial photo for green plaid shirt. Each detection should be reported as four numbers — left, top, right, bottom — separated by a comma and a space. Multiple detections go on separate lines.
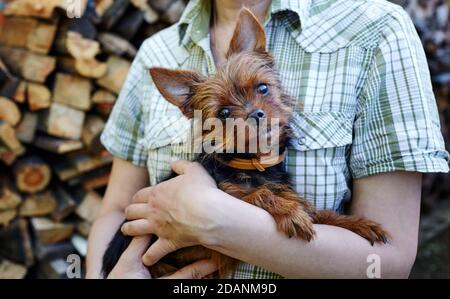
101, 0, 450, 278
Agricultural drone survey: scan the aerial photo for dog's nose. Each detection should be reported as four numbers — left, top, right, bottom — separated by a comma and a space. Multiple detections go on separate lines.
248, 109, 266, 120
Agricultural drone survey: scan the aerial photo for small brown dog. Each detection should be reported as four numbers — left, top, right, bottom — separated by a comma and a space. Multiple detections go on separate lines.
102, 8, 389, 278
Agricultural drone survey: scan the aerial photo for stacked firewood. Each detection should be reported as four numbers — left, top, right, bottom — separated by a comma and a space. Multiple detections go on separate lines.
0, 0, 186, 279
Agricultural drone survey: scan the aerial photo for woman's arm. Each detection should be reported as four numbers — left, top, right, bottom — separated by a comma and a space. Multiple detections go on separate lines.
122, 161, 421, 278
206, 171, 421, 278
86, 157, 149, 278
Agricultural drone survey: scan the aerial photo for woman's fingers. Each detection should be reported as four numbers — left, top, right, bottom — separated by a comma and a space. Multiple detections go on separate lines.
123, 235, 152, 258
121, 219, 154, 236
132, 187, 154, 204
161, 259, 219, 279
142, 238, 179, 266
125, 203, 149, 220
170, 160, 194, 175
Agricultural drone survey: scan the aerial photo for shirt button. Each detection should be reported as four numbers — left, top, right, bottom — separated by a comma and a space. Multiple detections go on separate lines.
298, 137, 306, 146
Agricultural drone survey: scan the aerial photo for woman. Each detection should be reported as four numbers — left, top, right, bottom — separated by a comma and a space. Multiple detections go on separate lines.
86, 0, 449, 278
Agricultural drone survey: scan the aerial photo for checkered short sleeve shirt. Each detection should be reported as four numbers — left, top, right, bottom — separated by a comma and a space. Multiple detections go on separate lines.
101, 0, 450, 278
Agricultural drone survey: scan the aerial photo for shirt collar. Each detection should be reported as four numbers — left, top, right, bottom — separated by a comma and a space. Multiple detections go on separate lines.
177, 0, 311, 48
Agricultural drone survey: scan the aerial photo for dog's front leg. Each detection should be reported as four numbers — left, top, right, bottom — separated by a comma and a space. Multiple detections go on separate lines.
219, 183, 315, 241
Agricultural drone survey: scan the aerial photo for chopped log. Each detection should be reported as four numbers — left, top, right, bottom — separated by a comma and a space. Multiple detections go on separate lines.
52, 160, 81, 182
33, 135, 83, 154
14, 156, 52, 194
27, 82, 51, 111
0, 210, 17, 227
92, 89, 116, 116
0, 148, 21, 166
0, 17, 37, 48
82, 171, 110, 190
67, 165, 110, 187
27, 21, 58, 55
15, 112, 38, 144
0, 17, 57, 55
81, 115, 105, 153
98, 32, 137, 58
0, 96, 21, 126
75, 58, 108, 79
39, 103, 86, 140
0, 177, 21, 211
75, 190, 102, 223
0, 60, 21, 98
51, 186, 77, 222
52, 73, 92, 111
4, 0, 61, 19
0, 46, 56, 83
0, 218, 34, 266
13, 81, 27, 103
65, 32, 107, 78
31, 217, 74, 245
0, 120, 24, 154
70, 151, 113, 173
96, 55, 131, 94
92, 89, 117, 105
76, 220, 91, 237
4, 0, 88, 19
0, 259, 27, 279
66, 31, 100, 60
19, 191, 57, 216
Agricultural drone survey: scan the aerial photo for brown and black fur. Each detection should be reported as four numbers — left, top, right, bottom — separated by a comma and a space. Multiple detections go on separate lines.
102, 8, 389, 278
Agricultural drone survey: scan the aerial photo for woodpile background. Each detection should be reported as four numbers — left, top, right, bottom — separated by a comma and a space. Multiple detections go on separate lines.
0, 0, 448, 279
0, 0, 187, 279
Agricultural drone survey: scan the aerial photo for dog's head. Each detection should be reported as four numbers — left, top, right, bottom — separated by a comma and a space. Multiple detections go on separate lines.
150, 8, 292, 155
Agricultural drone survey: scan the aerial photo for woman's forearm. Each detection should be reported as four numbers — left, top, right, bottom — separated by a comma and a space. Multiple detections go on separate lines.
86, 211, 125, 278
203, 191, 409, 279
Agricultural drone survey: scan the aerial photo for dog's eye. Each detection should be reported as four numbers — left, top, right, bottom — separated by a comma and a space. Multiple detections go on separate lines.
256, 83, 269, 95
218, 108, 231, 119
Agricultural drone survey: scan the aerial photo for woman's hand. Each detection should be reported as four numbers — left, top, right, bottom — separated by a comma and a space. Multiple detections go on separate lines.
107, 236, 152, 279
107, 235, 219, 279
121, 160, 223, 266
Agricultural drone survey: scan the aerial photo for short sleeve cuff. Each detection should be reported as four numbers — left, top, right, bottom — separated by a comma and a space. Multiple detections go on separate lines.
351, 151, 450, 179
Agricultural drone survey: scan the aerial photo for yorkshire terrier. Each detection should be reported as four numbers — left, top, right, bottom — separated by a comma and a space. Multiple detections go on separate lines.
102, 8, 389, 278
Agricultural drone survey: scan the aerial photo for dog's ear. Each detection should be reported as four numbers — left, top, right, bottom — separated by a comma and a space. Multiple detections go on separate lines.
227, 8, 266, 56
149, 67, 205, 117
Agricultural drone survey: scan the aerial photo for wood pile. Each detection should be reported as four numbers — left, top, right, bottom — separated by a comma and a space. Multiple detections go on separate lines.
0, 0, 186, 279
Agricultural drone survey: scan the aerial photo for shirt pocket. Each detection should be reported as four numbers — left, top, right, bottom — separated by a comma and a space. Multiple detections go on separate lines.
286, 111, 354, 211
289, 111, 353, 151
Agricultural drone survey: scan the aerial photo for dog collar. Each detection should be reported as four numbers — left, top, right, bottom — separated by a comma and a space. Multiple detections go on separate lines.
221, 152, 286, 172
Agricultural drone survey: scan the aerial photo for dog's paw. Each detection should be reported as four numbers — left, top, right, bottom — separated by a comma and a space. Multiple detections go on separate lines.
275, 208, 316, 241
351, 220, 390, 245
